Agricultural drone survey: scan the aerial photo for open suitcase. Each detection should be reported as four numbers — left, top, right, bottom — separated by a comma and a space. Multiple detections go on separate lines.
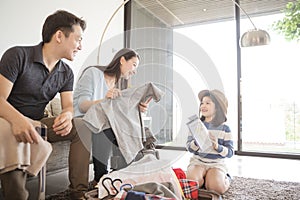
36, 124, 48, 200
85, 189, 222, 200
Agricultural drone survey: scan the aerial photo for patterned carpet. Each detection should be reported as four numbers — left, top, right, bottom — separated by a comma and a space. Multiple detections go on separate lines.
222, 176, 300, 200
46, 176, 300, 200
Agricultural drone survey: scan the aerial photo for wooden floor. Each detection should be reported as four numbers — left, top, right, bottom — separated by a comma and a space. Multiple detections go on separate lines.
1, 149, 299, 200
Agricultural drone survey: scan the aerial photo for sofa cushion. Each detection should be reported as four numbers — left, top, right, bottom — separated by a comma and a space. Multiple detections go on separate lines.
44, 97, 70, 173
45, 97, 61, 117
46, 141, 70, 173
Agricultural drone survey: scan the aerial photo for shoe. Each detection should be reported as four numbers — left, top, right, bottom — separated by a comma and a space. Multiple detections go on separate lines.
69, 189, 86, 200
226, 173, 233, 183
88, 180, 98, 191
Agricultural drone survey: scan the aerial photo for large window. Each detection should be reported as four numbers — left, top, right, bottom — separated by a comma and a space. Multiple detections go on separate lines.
125, 0, 300, 158
175, 13, 300, 156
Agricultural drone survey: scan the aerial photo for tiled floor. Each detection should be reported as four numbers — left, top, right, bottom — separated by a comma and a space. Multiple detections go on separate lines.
1, 149, 300, 200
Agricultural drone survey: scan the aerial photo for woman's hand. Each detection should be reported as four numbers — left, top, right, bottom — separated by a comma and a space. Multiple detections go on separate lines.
139, 97, 152, 113
106, 88, 121, 99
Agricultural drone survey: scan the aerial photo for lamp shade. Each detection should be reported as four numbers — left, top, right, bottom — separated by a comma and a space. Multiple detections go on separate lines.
240, 28, 271, 47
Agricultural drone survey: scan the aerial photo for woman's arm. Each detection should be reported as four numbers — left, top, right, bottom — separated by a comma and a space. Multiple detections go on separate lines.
76, 67, 106, 113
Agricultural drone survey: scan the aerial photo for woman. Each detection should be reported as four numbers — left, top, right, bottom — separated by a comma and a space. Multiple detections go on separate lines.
73, 48, 150, 189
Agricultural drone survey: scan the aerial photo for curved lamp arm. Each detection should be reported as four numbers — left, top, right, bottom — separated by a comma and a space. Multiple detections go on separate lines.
231, 0, 257, 29
231, 0, 270, 47
97, 0, 131, 64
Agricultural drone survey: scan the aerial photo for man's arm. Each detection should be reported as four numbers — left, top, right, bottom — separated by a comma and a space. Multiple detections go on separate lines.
52, 91, 74, 136
0, 74, 39, 143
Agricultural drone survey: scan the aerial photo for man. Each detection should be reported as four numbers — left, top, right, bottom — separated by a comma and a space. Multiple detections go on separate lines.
0, 10, 90, 199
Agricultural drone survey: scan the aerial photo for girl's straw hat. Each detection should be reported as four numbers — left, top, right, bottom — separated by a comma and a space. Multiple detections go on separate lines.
198, 89, 228, 115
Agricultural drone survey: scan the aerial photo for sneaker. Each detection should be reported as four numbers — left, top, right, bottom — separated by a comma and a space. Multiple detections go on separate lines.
226, 173, 233, 183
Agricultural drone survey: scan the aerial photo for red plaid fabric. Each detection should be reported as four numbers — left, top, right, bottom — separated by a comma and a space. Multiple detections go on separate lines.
178, 179, 199, 200
172, 168, 186, 180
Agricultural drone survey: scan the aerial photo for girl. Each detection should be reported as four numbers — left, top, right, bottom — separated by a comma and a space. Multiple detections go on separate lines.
186, 89, 234, 194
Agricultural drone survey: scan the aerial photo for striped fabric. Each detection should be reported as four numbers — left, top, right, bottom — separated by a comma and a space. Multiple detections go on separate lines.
186, 121, 234, 164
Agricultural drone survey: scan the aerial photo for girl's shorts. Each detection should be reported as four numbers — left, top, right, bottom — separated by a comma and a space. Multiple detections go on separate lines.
188, 156, 228, 174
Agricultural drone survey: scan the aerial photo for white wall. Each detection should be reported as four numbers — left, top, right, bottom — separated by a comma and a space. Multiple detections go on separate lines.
0, 0, 125, 82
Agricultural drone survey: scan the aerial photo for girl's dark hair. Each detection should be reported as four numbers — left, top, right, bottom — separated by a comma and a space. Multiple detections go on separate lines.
42, 10, 86, 43
199, 92, 227, 127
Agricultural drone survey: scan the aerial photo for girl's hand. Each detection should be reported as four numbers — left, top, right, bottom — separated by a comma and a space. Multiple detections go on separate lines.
190, 139, 200, 152
209, 134, 219, 150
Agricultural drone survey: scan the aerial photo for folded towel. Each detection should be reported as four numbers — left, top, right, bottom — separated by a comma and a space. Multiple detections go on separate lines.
0, 118, 52, 176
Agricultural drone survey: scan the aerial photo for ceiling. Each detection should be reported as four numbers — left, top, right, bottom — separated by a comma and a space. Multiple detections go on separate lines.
134, 0, 291, 27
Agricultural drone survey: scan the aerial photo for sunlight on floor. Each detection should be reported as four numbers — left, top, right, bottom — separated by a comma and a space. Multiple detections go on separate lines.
159, 149, 300, 182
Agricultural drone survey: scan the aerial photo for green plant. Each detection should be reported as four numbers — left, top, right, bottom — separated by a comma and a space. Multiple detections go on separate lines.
272, 0, 300, 42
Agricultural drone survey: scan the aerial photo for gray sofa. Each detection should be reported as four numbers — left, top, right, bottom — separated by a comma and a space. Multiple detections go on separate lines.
44, 97, 70, 173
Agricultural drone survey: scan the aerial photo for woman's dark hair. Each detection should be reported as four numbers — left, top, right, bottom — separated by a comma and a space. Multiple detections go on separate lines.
104, 49, 140, 84
199, 92, 227, 127
42, 10, 86, 43
78, 49, 139, 89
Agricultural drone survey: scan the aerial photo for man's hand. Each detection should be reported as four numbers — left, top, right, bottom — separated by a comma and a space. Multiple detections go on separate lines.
11, 117, 40, 144
53, 111, 73, 136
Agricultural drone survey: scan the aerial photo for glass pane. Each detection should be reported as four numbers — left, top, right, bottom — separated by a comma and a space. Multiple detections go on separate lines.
128, 1, 174, 144
240, 14, 300, 154
173, 21, 238, 148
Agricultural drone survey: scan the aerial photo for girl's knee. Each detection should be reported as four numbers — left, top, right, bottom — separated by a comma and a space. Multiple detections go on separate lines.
186, 174, 205, 187
205, 182, 229, 194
